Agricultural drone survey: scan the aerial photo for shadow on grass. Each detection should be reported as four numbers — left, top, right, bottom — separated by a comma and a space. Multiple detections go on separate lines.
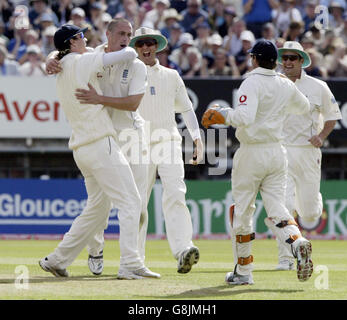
146, 285, 304, 299
0, 274, 119, 284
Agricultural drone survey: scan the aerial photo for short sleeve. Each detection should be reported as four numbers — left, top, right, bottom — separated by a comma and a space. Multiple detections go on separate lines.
320, 82, 342, 121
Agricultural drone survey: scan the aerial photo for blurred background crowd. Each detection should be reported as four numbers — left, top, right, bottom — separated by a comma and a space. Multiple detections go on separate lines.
0, 0, 346, 78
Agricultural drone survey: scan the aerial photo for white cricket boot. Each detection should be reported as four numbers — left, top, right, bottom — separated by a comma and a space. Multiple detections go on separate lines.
177, 246, 200, 274
117, 266, 161, 280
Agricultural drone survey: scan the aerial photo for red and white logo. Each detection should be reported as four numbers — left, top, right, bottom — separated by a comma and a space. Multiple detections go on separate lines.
239, 95, 247, 103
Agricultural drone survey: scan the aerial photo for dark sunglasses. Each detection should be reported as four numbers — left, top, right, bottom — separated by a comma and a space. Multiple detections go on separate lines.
135, 38, 157, 48
64, 32, 84, 43
282, 54, 301, 62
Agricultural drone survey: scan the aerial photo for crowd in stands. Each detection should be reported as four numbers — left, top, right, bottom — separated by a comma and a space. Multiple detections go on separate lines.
0, 0, 346, 78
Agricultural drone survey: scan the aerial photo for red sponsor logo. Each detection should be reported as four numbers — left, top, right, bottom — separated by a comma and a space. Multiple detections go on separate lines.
239, 95, 247, 103
0, 93, 60, 122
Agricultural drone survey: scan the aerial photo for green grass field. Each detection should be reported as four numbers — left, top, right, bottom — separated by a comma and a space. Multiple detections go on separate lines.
0, 239, 346, 300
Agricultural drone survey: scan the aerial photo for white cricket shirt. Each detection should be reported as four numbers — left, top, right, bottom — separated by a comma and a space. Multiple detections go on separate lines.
283, 71, 342, 146
225, 67, 311, 144
94, 43, 147, 130
137, 59, 194, 143
56, 51, 116, 150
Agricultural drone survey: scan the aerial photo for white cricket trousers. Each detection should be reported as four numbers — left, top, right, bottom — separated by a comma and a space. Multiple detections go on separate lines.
276, 145, 323, 262
231, 143, 302, 275
147, 139, 194, 259
47, 136, 143, 270
87, 127, 149, 263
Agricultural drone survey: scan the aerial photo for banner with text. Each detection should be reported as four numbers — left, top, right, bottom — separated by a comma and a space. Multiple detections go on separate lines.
0, 179, 346, 239
1, 77, 346, 145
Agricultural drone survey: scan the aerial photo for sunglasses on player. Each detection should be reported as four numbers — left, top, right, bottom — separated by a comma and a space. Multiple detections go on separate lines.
135, 38, 157, 48
281, 54, 301, 62
64, 32, 84, 43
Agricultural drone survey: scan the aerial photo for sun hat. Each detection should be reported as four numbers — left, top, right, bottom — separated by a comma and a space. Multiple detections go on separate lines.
129, 27, 168, 52
278, 41, 311, 68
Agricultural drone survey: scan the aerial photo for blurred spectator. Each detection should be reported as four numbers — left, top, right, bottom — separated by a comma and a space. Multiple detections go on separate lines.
217, 5, 237, 37
222, 17, 246, 56
201, 47, 240, 76
171, 0, 188, 13
157, 45, 182, 74
28, 0, 59, 30
305, 23, 325, 50
207, 32, 223, 57
169, 32, 196, 72
302, 0, 317, 32
337, 11, 347, 44
0, 18, 9, 47
167, 22, 183, 50
39, 12, 54, 31
183, 46, 203, 76
0, 0, 14, 24
324, 38, 347, 77
234, 29, 255, 74
194, 21, 211, 55
275, 36, 286, 48
115, 0, 141, 30
261, 22, 276, 42
305, 47, 327, 77
272, 0, 302, 37
18, 44, 47, 76
79, 0, 106, 22
89, 2, 104, 29
180, 0, 209, 36
208, 0, 226, 33
140, 0, 155, 13
142, 0, 170, 30
160, 8, 183, 39
40, 24, 56, 57
282, 20, 304, 41
242, 0, 279, 39
328, 1, 345, 29
300, 34, 325, 66
51, 0, 74, 26
0, 44, 20, 75
106, 0, 124, 17
7, 22, 31, 61
68, 7, 87, 28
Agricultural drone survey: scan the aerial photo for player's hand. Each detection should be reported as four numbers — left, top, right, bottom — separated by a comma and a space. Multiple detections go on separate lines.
189, 138, 204, 165
308, 135, 323, 148
46, 57, 62, 75
201, 104, 228, 128
75, 83, 100, 105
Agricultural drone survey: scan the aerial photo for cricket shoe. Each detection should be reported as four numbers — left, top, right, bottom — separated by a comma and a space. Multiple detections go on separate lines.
225, 267, 254, 285
88, 251, 104, 275
276, 260, 295, 271
177, 246, 200, 274
39, 257, 69, 277
117, 266, 161, 280
292, 238, 313, 282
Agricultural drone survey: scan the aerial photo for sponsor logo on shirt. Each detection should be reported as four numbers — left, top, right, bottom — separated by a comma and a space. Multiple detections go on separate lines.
97, 72, 103, 78
150, 86, 156, 95
238, 95, 247, 106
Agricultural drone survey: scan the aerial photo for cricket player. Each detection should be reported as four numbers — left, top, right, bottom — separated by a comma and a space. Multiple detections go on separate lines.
202, 40, 313, 285
46, 19, 160, 280
268, 41, 342, 271
39, 24, 149, 278
77, 27, 203, 274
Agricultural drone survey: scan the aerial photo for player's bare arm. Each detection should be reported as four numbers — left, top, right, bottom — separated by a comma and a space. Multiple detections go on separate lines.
75, 83, 144, 111
308, 120, 337, 148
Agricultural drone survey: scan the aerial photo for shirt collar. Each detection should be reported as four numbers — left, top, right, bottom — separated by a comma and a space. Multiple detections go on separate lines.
147, 59, 160, 70
245, 67, 277, 78
295, 70, 307, 83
